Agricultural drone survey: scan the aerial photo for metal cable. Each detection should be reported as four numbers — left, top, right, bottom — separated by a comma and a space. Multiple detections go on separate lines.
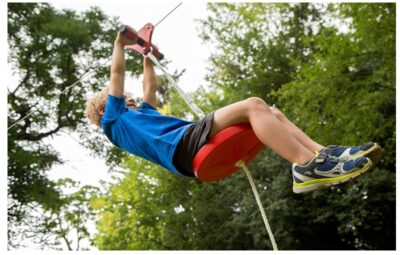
154, 2, 183, 28
8, 59, 111, 130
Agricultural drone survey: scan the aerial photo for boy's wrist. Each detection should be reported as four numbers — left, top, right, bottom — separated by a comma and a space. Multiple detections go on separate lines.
114, 39, 125, 47
144, 57, 154, 67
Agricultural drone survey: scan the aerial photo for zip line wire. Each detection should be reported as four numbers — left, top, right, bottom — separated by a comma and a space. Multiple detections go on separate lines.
8, 59, 111, 130
154, 2, 182, 27
8, 2, 183, 130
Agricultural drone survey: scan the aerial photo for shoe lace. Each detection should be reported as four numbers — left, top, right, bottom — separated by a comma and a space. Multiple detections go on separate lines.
316, 152, 346, 163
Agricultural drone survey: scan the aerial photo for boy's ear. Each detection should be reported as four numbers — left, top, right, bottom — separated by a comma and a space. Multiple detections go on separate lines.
97, 106, 105, 116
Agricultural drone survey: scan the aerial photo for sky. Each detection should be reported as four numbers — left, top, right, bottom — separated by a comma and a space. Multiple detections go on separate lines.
4, 0, 211, 250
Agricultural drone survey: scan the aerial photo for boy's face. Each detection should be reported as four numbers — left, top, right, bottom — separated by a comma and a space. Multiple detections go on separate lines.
124, 93, 138, 110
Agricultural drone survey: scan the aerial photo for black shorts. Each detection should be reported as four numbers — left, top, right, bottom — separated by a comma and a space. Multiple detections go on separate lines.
173, 112, 215, 177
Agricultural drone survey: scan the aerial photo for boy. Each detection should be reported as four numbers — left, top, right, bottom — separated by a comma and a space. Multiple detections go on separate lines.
85, 31, 382, 193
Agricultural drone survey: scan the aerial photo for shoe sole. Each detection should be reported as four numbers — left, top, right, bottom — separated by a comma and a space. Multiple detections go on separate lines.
292, 158, 373, 194
350, 143, 382, 166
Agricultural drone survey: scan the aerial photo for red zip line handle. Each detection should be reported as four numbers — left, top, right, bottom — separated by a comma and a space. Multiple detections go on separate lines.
119, 24, 164, 60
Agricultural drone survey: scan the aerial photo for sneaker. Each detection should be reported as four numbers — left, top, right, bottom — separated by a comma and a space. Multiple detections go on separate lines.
322, 142, 382, 165
292, 152, 372, 194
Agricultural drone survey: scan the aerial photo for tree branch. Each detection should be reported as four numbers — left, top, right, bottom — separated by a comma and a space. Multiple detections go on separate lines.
56, 212, 73, 251
18, 125, 64, 141
375, 84, 395, 91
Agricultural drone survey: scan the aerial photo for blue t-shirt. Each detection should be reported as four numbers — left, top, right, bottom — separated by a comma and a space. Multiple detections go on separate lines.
101, 94, 195, 176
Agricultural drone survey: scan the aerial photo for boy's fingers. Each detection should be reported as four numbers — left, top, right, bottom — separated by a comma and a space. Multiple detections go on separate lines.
126, 101, 138, 107
116, 31, 136, 46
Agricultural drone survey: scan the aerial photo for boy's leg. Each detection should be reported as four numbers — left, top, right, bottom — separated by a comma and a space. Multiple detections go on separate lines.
269, 106, 324, 153
210, 97, 314, 165
268, 107, 381, 165
211, 97, 372, 193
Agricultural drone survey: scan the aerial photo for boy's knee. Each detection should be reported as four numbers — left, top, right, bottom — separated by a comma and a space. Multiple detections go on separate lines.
244, 97, 271, 117
270, 106, 284, 120
245, 97, 268, 109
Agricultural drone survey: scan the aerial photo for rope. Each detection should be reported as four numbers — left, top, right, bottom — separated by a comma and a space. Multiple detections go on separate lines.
8, 59, 112, 130
146, 52, 206, 119
148, 48, 278, 250
237, 160, 279, 251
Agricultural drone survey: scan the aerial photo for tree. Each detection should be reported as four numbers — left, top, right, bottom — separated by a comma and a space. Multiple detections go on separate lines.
9, 179, 99, 250
274, 3, 395, 249
198, 3, 325, 106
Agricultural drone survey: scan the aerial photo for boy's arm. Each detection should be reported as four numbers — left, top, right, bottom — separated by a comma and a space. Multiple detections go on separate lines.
142, 57, 157, 108
109, 33, 134, 98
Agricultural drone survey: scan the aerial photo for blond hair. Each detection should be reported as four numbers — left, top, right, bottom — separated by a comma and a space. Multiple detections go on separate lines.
85, 86, 109, 128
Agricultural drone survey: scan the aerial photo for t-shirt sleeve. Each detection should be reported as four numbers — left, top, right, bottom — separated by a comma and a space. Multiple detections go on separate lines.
101, 94, 126, 124
138, 102, 161, 116
139, 102, 157, 111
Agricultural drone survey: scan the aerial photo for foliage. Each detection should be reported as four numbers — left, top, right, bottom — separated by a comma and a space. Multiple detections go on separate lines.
272, 4, 396, 249
92, 152, 288, 250
9, 178, 99, 250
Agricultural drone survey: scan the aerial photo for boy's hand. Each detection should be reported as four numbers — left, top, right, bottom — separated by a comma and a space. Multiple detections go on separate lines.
115, 28, 137, 46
